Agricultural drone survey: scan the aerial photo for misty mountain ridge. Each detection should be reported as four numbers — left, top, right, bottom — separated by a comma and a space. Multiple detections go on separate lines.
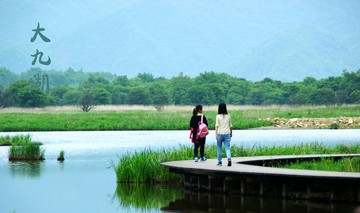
236, 26, 359, 81
1, 0, 359, 82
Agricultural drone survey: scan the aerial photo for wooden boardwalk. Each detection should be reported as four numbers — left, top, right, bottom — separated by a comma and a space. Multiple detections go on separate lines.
161, 154, 360, 203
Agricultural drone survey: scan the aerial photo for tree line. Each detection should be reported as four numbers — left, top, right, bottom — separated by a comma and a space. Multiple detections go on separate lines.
0, 67, 359, 111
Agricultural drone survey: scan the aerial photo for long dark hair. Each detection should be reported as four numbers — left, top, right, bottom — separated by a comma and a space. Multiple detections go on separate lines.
218, 103, 228, 114
193, 104, 203, 116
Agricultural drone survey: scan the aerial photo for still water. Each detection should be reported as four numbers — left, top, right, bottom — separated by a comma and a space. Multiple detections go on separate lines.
0, 130, 359, 213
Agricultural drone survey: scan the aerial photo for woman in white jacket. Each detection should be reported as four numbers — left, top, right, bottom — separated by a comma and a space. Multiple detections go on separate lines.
215, 103, 233, 166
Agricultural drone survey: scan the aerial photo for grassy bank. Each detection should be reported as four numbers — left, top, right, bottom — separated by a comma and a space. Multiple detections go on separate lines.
114, 143, 360, 184
280, 157, 360, 172
0, 105, 359, 131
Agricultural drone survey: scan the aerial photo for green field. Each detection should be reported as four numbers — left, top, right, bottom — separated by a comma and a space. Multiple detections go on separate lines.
0, 105, 359, 131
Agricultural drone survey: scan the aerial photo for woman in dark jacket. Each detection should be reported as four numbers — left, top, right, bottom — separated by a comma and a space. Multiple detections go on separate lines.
189, 104, 208, 162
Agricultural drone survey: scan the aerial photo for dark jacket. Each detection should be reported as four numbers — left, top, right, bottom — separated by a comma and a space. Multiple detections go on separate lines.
190, 114, 208, 141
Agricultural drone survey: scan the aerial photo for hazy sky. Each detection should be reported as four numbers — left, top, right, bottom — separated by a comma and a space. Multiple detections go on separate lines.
1, 0, 359, 80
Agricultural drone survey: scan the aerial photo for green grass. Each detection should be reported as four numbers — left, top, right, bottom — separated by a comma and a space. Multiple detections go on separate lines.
57, 150, 65, 161
3, 134, 45, 161
0, 105, 359, 131
113, 145, 193, 184
114, 142, 360, 184
0, 134, 36, 146
280, 157, 360, 172
269, 105, 360, 118
242, 105, 360, 119
9, 142, 45, 161
0, 110, 271, 131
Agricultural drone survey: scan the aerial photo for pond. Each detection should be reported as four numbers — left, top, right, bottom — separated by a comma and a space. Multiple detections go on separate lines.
0, 130, 359, 212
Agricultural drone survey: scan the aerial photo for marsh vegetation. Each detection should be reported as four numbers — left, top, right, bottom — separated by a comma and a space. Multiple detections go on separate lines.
2, 135, 45, 161
280, 156, 360, 172
114, 143, 360, 184
0, 105, 359, 131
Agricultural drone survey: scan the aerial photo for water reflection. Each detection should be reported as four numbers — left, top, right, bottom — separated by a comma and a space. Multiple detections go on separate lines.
9, 161, 43, 177
162, 191, 356, 213
113, 183, 183, 211
112, 184, 356, 212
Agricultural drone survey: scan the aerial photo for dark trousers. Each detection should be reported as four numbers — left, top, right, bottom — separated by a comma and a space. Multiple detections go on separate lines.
194, 137, 206, 158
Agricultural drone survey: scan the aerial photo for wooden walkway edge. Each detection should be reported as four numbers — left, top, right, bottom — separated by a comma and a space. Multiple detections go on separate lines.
161, 154, 360, 203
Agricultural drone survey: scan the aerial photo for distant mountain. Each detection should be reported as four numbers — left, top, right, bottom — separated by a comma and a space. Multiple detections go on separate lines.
234, 27, 358, 81
1, 0, 360, 81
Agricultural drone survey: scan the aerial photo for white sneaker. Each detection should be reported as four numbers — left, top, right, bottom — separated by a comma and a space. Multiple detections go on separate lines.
194, 157, 198, 162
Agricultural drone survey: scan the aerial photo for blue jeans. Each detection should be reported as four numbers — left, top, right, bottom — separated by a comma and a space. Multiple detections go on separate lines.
217, 134, 231, 163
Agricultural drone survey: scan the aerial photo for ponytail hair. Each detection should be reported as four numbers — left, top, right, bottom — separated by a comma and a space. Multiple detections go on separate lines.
192, 108, 197, 116
193, 104, 203, 116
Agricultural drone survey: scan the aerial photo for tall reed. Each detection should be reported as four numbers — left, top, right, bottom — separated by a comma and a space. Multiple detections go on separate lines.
9, 143, 45, 161
6, 134, 45, 161
113, 145, 193, 184
114, 143, 360, 184
0, 134, 33, 146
